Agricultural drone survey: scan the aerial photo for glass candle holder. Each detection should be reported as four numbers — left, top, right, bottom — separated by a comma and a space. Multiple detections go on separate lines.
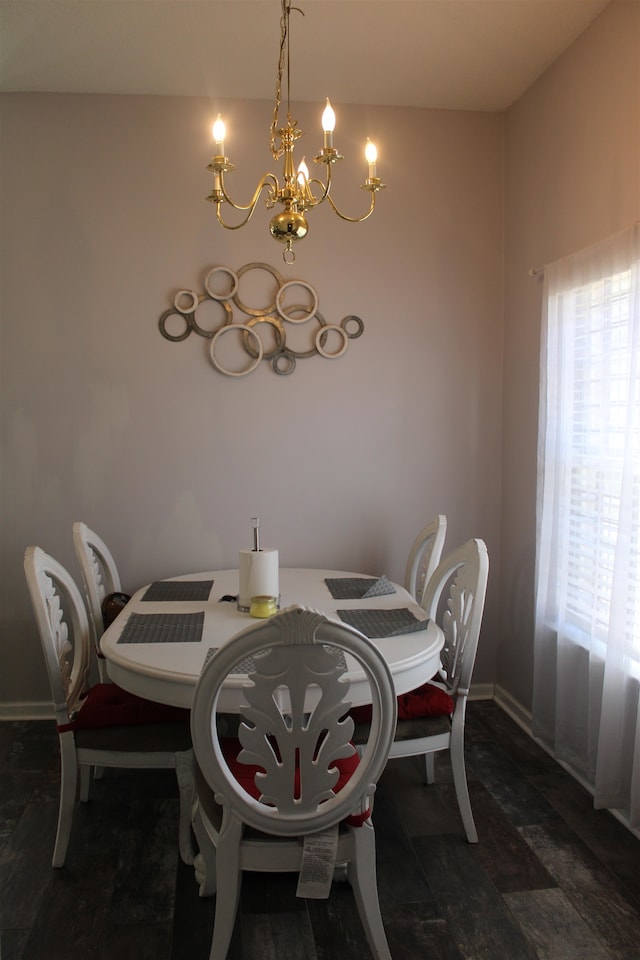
250, 595, 278, 619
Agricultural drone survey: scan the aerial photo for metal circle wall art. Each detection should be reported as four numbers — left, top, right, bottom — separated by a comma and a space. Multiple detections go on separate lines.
158, 262, 365, 377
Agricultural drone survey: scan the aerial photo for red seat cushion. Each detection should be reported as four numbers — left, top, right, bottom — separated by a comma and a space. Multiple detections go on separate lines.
350, 681, 454, 724
57, 683, 190, 733
221, 737, 370, 827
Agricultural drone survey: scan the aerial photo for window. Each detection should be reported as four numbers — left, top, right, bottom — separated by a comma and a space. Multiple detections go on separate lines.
533, 224, 640, 827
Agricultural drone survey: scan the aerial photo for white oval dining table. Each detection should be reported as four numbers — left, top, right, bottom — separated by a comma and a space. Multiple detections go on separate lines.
100, 568, 444, 711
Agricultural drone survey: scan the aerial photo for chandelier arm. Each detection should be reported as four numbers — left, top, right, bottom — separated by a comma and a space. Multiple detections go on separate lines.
215, 205, 259, 231
215, 173, 280, 216
301, 175, 331, 208
323, 191, 377, 224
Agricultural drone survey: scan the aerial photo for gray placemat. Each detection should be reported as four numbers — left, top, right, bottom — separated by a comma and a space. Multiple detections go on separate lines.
204, 647, 258, 674
141, 580, 213, 602
117, 612, 204, 644
203, 645, 348, 674
324, 575, 396, 600
337, 608, 428, 638
362, 574, 396, 598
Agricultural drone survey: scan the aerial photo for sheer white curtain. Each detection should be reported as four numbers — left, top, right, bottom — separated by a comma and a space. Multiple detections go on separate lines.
533, 224, 640, 829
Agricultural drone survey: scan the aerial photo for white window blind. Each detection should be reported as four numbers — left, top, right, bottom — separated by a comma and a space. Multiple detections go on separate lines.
559, 267, 640, 661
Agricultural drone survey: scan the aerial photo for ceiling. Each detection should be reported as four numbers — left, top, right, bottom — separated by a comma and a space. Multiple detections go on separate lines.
0, 0, 612, 112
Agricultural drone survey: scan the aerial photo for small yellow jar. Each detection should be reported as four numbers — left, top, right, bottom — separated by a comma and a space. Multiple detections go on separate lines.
250, 595, 278, 619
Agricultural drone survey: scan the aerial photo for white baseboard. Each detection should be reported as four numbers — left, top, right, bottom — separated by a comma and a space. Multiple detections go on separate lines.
0, 701, 54, 721
469, 682, 495, 702
493, 683, 533, 734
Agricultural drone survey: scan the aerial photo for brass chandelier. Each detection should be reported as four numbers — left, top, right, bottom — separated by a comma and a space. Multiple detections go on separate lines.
206, 0, 385, 264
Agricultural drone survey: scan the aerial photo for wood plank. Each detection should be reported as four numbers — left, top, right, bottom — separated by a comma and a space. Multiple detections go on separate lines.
504, 888, 614, 960
266, 910, 318, 960
307, 882, 376, 960
468, 782, 559, 892
378, 757, 467, 838
521, 821, 640, 958
470, 702, 559, 778
107, 797, 181, 925
530, 768, 640, 905
370, 776, 439, 904
0, 721, 52, 768
0, 802, 59, 929
227, 914, 278, 960
382, 902, 465, 960
170, 858, 215, 960
412, 834, 540, 960
19, 849, 116, 959
240, 871, 308, 915
0, 927, 32, 960
98, 921, 174, 960
468, 739, 563, 828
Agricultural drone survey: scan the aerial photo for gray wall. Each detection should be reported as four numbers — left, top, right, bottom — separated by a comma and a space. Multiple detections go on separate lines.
499, 0, 640, 716
1, 95, 504, 712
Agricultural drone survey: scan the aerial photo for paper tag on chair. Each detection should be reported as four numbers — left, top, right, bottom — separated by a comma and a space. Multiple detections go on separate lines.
296, 825, 339, 899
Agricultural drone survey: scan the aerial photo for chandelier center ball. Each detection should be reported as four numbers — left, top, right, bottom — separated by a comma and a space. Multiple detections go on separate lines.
269, 210, 309, 243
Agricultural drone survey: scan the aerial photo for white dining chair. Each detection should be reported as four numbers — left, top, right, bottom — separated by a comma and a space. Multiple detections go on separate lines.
404, 514, 447, 605
188, 605, 397, 960
355, 538, 488, 843
24, 546, 193, 868
72, 521, 129, 682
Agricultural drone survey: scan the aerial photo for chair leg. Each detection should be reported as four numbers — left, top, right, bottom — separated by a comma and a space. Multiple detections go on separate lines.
53, 734, 78, 868
79, 762, 92, 802
209, 818, 243, 960
424, 752, 435, 784
347, 822, 392, 960
192, 804, 218, 898
450, 727, 477, 843
175, 750, 195, 865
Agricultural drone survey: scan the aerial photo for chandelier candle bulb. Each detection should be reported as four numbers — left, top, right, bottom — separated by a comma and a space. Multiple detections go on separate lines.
365, 139, 378, 179
213, 115, 226, 154
297, 157, 309, 189
322, 99, 335, 149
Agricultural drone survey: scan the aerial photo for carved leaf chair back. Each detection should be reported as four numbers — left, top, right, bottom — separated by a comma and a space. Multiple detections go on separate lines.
72, 521, 124, 680
24, 545, 192, 868
354, 537, 488, 844
189, 605, 397, 960
404, 514, 447, 605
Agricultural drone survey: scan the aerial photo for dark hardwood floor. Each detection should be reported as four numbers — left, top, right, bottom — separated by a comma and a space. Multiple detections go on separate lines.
2, 700, 640, 960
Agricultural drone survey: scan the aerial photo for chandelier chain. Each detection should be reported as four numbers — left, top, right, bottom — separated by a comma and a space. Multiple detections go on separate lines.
270, 1, 302, 161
